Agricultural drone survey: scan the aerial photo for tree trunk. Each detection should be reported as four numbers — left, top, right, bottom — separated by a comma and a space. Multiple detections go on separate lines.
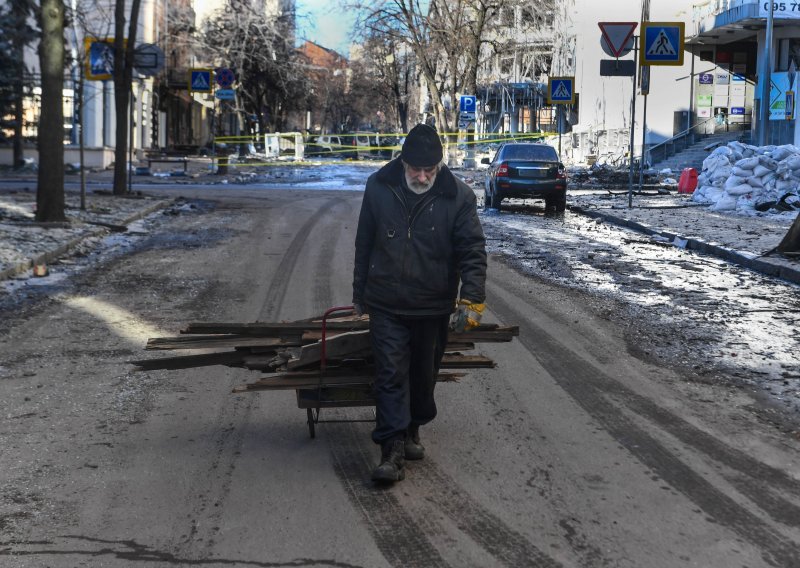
12, 58, 25, 169
11, 0, 30, 169
36, 0, 65, 223
111, 0, 142, 196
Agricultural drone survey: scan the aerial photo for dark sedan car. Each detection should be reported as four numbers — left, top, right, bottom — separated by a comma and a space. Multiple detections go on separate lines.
482, 143, 567, 211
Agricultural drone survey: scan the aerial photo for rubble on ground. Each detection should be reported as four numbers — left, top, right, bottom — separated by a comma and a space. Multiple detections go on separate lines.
694, 142, 800, 214
568, 164, 661, 189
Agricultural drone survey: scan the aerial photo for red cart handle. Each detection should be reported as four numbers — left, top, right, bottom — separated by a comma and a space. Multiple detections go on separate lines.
320, 305, 356, 373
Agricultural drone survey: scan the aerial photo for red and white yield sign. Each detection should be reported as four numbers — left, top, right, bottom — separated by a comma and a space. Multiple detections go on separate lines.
598, 22, 638, 58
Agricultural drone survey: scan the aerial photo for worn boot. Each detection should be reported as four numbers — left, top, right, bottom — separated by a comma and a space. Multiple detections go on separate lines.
404, 424, 425, 460
372, 439, 406, 483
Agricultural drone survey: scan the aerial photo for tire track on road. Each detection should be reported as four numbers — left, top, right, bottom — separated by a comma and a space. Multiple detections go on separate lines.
488, 279, 800, 568
330, 424, 450, 568
308, 199, 451, 567
178, 198, 345, 559
257, 197, 346, 321
411, 460, 567, 567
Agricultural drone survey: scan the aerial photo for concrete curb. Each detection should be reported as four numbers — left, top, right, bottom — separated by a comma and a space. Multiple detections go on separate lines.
0, 198, 174, 283
570, 205, 800, 286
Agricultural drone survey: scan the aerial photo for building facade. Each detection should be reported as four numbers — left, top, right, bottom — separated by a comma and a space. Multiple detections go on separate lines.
688, 0, 800, 147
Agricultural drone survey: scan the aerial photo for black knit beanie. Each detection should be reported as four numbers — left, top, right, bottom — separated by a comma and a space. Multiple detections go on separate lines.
401, 124, 443, 167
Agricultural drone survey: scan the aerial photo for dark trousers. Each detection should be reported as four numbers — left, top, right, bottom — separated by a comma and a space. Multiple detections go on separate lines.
368, 309, 451, 446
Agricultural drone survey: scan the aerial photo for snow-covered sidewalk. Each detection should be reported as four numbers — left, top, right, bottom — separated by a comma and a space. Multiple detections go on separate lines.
0, 188, 171, 280
569, 191, 800, 285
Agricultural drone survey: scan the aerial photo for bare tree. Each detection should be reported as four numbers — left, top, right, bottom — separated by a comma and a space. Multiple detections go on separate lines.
36, 0, 66, 222
200, 1, 310, 135
350, 28, 415, 132
355, 0, 553, 136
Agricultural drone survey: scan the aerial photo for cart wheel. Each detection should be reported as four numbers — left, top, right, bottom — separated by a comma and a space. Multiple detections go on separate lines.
307, 408, 316, 439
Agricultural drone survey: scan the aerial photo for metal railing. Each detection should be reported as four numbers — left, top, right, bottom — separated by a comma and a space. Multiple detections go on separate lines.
647, 116, 717, 166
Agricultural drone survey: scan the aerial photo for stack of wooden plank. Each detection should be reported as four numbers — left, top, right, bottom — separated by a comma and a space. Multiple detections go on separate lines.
131, 313, 518, 394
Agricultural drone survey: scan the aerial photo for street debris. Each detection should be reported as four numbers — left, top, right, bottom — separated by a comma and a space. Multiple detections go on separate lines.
131, 313, 519, 394
568, 163, 661, 190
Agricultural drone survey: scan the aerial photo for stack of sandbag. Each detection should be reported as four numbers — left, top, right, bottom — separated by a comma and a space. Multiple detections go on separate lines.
693, 141, 800, 213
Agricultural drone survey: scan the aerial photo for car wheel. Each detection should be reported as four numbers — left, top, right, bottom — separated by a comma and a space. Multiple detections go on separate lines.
483, 185, 498, 209
554, 190, 567, 212
488, 187, 501, 210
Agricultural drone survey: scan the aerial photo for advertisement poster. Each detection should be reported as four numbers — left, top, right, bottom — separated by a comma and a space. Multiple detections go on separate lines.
770, 72, 796, 120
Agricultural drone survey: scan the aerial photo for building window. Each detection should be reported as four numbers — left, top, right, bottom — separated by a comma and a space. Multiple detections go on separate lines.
777, 38, 800, 71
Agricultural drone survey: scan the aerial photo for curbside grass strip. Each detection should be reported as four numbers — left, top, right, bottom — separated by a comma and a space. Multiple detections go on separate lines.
569, 205, 800, 286
0, 198, 174, 283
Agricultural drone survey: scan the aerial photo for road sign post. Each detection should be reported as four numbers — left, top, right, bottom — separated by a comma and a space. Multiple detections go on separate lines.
85, 38, 116, 81
459, 95, 478, 167
598, 22, 637, 58
640, 22, 685, 66
189, 69, 213, 93
548, 77, 575, 105
548, 77, 575, 157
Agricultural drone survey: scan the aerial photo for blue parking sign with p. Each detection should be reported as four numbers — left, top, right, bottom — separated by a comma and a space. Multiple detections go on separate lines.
460, 95, 477, 113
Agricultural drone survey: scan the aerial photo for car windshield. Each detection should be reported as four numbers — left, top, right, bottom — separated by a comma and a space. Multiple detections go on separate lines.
500, 144, 558, 161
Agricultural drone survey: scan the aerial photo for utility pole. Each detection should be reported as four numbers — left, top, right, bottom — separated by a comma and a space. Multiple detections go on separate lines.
628, 36, 639, 208
758, 1, 774, 146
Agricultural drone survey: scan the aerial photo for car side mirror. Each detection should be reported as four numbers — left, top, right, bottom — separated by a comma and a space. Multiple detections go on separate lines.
481, 158, 490, 164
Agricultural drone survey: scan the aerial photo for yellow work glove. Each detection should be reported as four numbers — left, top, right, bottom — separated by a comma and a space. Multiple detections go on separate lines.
452, 299, 485, 333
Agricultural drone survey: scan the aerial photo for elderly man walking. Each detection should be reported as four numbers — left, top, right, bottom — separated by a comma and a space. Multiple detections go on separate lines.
352, 123, 487, 483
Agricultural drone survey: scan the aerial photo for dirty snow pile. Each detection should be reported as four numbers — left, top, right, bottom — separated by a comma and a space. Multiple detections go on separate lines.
693, 141, 800, 214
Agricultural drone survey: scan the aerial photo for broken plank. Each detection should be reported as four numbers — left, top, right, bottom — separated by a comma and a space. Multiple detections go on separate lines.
182, 321, 369, 335
440, 354, 495, 368
146, 335, 290, 350
286, 330, 372, 370
447, 326, 519, 342
232, 371, 467, 392
131, 351, 246, 371
183, 321, 508, 337
445, 342, 475, 351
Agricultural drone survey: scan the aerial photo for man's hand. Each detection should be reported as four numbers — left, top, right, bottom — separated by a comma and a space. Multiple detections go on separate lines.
451, 300, 485, 332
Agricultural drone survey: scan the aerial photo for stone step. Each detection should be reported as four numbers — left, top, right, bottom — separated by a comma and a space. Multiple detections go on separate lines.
651, 131, 748, 171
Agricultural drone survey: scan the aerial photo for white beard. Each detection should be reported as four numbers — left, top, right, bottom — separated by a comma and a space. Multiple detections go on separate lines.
405, 171, 436, 194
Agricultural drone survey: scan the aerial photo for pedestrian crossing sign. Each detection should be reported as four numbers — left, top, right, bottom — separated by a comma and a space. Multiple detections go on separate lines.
640, 22, 685, 66
189, 69, 213, 92
548, 76, 575, 104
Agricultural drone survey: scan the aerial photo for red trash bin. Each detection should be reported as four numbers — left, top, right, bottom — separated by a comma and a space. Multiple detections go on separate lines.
678, 167, 698, 193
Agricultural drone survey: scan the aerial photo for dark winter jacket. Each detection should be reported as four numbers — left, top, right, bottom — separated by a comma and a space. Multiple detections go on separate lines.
352, 158, 487, 316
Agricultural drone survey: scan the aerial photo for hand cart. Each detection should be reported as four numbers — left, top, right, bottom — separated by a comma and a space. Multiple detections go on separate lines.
297, 305, 376, 438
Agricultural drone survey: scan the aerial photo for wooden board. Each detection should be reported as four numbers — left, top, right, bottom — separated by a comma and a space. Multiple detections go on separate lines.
286, 330, 372, 370
146, 335, 289, 350
232, 371, 466, 392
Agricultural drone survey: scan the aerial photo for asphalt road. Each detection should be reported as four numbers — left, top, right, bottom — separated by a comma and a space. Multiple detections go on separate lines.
1, 186, 799, 567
